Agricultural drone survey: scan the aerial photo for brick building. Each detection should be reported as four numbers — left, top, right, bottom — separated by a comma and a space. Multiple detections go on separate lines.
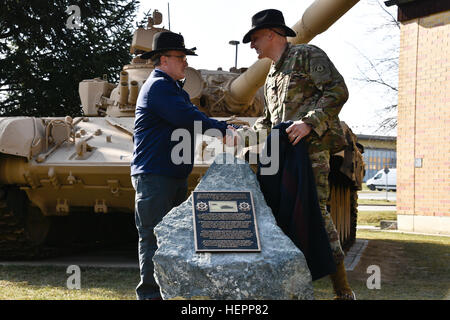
385, 0, 450, 234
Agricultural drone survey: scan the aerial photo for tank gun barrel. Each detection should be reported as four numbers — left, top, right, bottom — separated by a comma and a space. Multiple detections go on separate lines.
228, 0, 359, 108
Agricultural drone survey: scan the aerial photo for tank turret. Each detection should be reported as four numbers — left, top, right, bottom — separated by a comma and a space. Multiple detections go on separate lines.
79, 10, 169, 117
0, 1, 363, 259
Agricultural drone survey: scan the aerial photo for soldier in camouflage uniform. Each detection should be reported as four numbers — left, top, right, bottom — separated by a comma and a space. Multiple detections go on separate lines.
240, 9, 355, 300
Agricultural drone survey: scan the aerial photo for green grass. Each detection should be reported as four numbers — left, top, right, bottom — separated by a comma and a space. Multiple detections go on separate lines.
361, 183, 370, 192
357, 211, 397, 226
358, 199, 395, 205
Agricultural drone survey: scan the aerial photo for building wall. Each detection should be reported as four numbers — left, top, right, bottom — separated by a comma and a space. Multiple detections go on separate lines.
357, 137, 396, 151
357, 136, 396, 181
397, 10, 450, 234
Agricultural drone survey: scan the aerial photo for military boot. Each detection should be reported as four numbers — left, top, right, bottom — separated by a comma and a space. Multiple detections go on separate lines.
329, 261, 356, 300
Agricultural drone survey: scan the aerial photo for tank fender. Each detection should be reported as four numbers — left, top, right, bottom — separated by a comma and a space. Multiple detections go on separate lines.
0, 117, 45, 159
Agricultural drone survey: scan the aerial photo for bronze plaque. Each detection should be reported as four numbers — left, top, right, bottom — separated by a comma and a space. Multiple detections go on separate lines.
192, 191, 261, 252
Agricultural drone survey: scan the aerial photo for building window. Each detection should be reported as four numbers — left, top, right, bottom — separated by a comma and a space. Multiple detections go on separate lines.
363, 149, 397, 181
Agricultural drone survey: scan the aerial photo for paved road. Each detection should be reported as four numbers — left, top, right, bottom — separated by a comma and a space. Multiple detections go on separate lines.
358, 190, 396, 211
358, 190, 396, 201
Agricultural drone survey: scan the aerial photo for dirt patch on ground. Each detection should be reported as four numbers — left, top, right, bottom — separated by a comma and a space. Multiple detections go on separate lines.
347, 239, 411, 283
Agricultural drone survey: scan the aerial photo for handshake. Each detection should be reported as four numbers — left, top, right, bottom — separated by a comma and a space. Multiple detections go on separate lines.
223, 116, 249, 147
223, 125, 240, 147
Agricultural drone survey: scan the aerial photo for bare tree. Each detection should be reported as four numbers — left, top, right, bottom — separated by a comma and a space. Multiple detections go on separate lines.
354, 0, 400, 132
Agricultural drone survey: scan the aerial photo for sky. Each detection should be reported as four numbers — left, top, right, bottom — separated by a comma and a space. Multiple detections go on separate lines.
136, 0, 399, 136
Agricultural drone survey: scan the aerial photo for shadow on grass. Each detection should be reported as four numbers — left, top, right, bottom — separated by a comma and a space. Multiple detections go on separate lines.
315, 231, 450, 300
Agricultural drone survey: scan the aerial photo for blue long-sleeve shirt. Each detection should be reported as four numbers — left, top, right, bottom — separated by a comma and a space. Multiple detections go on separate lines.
131, 69, 228, 178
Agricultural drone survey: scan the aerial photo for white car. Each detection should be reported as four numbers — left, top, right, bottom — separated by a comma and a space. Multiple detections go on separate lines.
366, 168, 397, 191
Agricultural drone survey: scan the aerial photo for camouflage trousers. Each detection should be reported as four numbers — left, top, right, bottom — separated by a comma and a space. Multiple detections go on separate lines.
309, 149, 345, 265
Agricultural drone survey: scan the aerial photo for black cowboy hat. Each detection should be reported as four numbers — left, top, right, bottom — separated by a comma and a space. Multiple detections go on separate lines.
242, 9, 296, 43
140, 31, 197, 59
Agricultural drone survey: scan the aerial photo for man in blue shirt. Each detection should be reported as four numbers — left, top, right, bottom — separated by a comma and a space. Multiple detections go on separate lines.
131, 31, 234, 300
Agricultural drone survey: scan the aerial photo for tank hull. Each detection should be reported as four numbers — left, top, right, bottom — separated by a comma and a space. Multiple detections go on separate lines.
0, 116, 363, 258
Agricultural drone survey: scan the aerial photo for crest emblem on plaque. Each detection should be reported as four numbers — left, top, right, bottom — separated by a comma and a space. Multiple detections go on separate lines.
196, 201, 208, 211
238, 202, 251, 211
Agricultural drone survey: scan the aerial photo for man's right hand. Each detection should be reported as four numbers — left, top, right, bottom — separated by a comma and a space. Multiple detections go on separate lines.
286, 120, 312, 146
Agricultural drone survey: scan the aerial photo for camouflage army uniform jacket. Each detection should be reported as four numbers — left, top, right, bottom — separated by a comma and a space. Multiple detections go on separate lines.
247, 43, 348, 154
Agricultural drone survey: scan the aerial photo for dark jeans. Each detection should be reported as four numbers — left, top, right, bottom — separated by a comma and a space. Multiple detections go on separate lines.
131, 173, 188, 300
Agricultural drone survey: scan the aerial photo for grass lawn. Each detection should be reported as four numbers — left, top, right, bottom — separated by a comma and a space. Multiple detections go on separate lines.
0, 266, 137, 300
361, 183, 370, 192
357, 211, 397, 226
0, 230, 448, 300
358, 199, 395, 205
313, 230, 450, 300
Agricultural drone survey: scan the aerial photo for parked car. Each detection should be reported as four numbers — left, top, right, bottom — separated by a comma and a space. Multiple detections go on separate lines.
366, 168, 397, 191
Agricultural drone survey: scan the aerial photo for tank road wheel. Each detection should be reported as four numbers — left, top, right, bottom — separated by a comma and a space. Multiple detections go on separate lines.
0, 186, 51, 259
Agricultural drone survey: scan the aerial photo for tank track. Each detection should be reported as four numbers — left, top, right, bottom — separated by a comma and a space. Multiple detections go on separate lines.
0, 187, 137, 260
0, 189, 58, 260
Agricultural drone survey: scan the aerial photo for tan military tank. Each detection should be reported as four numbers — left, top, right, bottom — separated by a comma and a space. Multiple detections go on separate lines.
0, 0, 363, 259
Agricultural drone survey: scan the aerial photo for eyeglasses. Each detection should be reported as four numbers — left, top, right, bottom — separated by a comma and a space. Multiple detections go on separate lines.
163, 55, 187, 62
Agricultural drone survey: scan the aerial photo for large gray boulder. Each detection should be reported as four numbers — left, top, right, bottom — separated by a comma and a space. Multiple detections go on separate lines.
153, 153, 314, 300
